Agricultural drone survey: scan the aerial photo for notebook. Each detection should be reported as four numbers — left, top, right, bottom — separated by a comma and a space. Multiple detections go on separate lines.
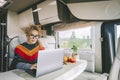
25, 48, 64, 77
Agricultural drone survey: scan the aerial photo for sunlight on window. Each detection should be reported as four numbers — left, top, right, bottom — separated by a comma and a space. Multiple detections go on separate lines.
117, 25, 120, 38
115, 24, 120, 52
58, 27, 92, 49
0, 0, 7, 7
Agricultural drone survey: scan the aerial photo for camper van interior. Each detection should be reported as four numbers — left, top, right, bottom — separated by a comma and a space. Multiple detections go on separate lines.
0, 0, 120, 80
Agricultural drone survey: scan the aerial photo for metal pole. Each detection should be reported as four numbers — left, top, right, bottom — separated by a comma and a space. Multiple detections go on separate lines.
0, 8, 7, 72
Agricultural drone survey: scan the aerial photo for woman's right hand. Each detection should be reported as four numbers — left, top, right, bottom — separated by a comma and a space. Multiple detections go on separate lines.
30, 63, 37, 70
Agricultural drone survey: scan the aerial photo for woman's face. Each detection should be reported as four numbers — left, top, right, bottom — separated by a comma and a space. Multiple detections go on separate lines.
27, 30, 39, 44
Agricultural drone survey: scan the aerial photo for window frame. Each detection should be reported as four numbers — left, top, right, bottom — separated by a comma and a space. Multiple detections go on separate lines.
55, 26, 95, 52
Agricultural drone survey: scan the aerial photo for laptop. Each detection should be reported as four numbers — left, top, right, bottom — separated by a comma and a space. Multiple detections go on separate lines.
25, 48, 64, 77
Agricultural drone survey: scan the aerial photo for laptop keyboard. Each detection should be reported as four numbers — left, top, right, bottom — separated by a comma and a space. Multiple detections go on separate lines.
25, 69, 36, 77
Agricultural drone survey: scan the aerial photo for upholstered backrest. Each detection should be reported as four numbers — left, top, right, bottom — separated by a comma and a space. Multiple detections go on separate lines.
9, 34, 56, 58
9, 34, 27, 59
18, 34, 27, 44
39, 36, 55, 49
108, 37, 120, 80
9, 37, 19, 58
78, 50, 95, 72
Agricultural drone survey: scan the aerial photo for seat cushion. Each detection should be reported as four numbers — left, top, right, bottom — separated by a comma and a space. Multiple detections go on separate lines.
108, 57, 120, 80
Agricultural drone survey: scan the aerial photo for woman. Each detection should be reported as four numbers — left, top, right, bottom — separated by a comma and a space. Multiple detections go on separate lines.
10, 25, 45, 70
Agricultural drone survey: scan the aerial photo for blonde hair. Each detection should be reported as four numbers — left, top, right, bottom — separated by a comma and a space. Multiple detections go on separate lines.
21, 24, 42, 46
21, 24, 41, 37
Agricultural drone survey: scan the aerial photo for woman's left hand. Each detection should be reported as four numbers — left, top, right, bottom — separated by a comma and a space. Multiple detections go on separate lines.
30, 63, 37, 70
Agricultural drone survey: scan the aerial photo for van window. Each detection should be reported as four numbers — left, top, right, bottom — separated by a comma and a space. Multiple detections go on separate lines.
58, 27, 92, 50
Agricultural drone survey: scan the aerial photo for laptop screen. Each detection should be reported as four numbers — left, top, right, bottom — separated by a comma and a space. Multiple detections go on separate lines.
36, 48, 64, 77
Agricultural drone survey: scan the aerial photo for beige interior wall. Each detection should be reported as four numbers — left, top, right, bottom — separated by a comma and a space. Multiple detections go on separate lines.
18, 8, 34, 27
7, 10, 23, 38
7, 8, 34, 38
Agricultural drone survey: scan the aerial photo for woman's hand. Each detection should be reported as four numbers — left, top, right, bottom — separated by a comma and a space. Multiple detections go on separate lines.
30, 63, 37, 70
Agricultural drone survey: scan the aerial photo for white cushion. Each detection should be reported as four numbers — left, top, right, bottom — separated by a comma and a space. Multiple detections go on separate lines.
18, 34, 27, 44
78, 51, 95, 72
9, 38, 19, 58
39, 36, 55, 49
9, 34, 27, 59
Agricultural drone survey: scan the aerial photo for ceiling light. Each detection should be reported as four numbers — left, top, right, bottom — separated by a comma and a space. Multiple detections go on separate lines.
0, 0, 7, 7
32, 8, 42, 12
